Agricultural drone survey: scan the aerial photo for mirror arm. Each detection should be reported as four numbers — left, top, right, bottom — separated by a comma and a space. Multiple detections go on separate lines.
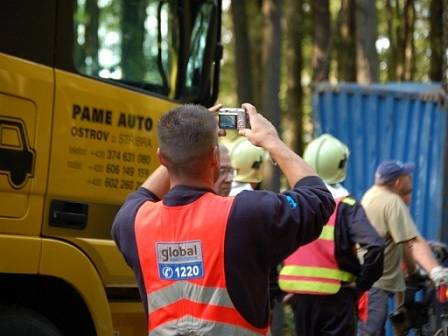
157, 0, 169, 93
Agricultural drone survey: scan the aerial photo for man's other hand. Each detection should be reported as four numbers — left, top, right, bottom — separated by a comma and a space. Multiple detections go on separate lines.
208, 103, 222, 113
208, 103, 226, 136
430, 266, 448, 286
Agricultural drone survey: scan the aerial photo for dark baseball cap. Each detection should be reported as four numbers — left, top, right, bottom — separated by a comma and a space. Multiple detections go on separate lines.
375, 160, 414, 183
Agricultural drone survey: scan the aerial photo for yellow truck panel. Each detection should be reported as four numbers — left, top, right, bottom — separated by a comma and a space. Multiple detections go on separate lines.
64, 237, 136, 287
0, 54, 53, 236
39, 239, 114, 336
0, 234, 41, 274
48, 69, 176, 203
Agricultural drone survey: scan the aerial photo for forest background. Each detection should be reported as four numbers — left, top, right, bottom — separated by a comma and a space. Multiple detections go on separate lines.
217, 0, 445, 192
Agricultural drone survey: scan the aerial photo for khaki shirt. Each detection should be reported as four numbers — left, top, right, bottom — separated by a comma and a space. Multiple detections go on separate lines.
361, 185, 418, 292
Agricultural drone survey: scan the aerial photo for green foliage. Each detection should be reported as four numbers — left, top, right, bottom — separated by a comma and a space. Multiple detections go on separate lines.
219, 0, 441, 192
219, 0, 438, 136
376, 0, 431, 82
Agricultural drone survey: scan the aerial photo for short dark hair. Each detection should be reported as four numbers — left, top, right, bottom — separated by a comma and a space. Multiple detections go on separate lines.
157, 104, 217, 173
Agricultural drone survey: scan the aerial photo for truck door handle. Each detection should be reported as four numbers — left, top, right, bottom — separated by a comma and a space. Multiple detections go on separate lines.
50, 200, 88, 229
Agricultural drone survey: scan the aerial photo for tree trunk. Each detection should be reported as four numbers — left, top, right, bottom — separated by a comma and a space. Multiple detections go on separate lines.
231, 0, 254, 103
85, 0, 99, 75
386, 0, 397, 81
355, 0, 379, 83
247, 1, 263, 107
403, 0, 415, 81
285, 0, 304, 154
410, 3, 416, 80
394, 0, 405, 79
430, 0, 443, 81
312, 0, 331, 82
261, 0, 283, 192
335, 0, 357, 82
121, 0, 146, 81
389, 0, 415, 81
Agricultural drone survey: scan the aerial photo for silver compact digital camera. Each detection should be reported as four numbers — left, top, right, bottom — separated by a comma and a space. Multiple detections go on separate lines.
218, 108, 250, 130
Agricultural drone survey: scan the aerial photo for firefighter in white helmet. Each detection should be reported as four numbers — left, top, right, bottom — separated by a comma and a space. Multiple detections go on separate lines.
229, 137, 268, 196
279, 133, 384, 336
303, 133, 349, 186
229, 136, 285, 336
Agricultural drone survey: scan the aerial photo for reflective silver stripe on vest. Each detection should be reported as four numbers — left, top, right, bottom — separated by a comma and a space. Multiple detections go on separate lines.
147, 281, 234, 314
149, 315, 264, 336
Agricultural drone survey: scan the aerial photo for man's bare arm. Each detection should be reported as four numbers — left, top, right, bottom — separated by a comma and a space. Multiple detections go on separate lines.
402, 241, 417, 274
141, 165, 170, 199
406, 236, 439, 272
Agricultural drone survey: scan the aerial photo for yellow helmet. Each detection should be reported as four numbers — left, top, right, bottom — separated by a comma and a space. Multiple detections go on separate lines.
303, 134, 350, 184
230, 137, 267, 183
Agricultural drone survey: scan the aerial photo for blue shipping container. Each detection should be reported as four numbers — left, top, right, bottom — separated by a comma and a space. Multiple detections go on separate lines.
313, 83, 448, 242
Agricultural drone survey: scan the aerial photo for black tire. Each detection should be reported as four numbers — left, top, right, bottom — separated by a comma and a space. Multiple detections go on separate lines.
0, 305, 63, 336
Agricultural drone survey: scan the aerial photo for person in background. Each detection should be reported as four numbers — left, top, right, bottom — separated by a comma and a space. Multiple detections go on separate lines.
229, 137, 284, 336
213, 143, 234, 196
279, 134, 385, 336
112, 103, 335, 335
229, 137, 267, 196
359, 160, 448, 336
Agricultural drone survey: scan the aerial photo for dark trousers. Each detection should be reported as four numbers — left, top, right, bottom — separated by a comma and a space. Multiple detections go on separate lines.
270, 300, 284, 336
292, 287, 358, 336
357, 287, 390, 336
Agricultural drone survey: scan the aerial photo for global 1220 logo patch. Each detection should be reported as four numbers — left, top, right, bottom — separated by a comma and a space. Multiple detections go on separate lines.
156, 241, 204, 281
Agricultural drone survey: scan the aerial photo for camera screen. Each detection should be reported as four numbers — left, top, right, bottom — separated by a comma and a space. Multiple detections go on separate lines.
219, 114, 237, 129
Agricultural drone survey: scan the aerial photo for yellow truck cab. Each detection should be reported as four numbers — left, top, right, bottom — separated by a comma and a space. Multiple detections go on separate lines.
0, 1, 221, 335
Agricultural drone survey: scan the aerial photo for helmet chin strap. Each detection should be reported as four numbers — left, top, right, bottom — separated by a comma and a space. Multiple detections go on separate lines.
325, 183, 349, 199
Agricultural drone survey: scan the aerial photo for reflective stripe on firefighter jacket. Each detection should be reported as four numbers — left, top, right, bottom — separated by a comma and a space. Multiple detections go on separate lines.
278, 198, 356, 295
134, 192, 269, 335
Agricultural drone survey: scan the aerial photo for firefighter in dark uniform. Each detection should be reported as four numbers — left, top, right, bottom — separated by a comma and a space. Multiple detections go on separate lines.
279, 134, 385, 336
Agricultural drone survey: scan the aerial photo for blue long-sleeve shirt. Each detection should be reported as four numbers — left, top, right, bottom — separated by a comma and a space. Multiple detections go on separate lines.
112, 176, 334, 328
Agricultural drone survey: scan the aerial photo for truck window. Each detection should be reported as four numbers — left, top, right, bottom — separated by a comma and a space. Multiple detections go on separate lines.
0, 1, 56, 66
0, 127, 22, 149
73, 0, 219, 102
184, 2, 214, 98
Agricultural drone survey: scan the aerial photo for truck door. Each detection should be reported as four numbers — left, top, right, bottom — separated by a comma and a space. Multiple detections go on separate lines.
45, 0, 220, 285
45, 0, 177, 285
0, 2, 55, 238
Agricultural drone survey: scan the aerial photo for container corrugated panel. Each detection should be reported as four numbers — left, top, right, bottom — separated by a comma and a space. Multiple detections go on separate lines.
313, 83, 448, 241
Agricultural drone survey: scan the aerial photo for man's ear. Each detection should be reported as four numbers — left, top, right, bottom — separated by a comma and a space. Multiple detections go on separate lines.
157, 148, 168, 167
392, 177, 401, 190
212, 145, 220, 167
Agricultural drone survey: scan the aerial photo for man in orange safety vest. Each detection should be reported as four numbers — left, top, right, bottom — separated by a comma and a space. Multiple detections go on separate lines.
112, 104, 335, 335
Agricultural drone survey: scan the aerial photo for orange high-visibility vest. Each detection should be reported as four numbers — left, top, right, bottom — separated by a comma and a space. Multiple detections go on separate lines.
279, 198, 356, 295
135, 192, 269, 335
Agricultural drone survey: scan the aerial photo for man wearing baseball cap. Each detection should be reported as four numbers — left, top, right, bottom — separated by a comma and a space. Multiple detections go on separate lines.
358, 160, 448, 335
